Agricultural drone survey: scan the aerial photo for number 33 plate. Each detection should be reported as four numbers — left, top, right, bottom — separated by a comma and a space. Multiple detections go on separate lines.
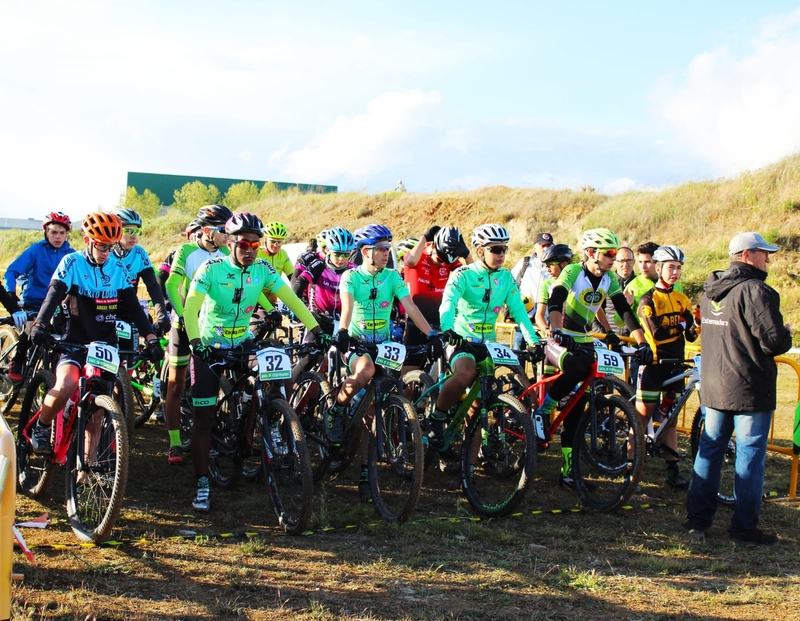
376, 342, 406, 370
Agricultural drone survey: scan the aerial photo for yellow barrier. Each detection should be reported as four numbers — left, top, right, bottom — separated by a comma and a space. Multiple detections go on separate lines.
0, 415, 15, 620
499, 322, 800, 499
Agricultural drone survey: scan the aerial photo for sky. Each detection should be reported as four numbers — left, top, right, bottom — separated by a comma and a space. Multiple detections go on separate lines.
3, 1, 800, 220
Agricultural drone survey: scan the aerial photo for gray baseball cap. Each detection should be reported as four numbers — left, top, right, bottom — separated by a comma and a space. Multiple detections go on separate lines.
729, 232, 780, 254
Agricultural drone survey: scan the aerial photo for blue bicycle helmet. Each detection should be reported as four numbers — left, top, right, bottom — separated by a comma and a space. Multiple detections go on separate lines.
325, 227, 355, 253
113, 208, 143, 228
354, 223, 393, 248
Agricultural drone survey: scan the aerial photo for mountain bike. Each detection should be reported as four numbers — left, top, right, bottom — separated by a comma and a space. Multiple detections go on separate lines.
204, 341, 314, 534
405, 339, 537, 517
15, 338, 129, 542
516, 340, 644, 511
292, 339, 424, 524
0, 312, 57, 415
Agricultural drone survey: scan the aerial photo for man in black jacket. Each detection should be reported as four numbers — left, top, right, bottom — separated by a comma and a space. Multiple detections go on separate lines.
686, 232, 792, 546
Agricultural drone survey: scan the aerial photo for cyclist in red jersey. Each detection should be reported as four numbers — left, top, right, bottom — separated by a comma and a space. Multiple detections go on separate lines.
401, 225, 471, 374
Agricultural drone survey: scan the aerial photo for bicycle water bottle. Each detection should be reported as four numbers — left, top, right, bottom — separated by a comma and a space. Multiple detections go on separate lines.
63, 395, 77, 423
350, 388, 367, 414
557, 383, 581, 410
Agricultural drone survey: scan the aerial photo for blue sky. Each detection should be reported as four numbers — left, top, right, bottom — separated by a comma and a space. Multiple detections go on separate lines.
2, 1, 800, 220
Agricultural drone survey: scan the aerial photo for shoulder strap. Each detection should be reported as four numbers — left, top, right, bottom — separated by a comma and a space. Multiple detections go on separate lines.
515, 256, 530, 288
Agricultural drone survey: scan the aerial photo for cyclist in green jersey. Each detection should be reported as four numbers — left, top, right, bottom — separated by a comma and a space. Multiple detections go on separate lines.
162, 204, 232, 465
430, 224, 543, 447
183, 213, 321, 512
330, 224, 441, 501
534, 228, 653, 489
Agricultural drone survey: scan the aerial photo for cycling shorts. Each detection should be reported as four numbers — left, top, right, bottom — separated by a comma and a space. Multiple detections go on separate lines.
168, 312, 190, 368
190, 342, 257, 407
56, 350, 88, 372
446, 343, 489, 368
636, 363, 684, 404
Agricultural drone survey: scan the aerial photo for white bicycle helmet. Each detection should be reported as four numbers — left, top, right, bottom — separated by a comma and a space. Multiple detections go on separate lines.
653, 245, 685, 264
471, 224, 510, 248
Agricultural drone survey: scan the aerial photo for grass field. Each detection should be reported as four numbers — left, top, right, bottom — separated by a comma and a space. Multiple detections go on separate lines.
9, 368, 800, 621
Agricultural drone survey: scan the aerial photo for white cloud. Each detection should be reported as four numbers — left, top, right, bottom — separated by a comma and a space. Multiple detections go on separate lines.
653, 7, 800, 175
274, 90, 443, 182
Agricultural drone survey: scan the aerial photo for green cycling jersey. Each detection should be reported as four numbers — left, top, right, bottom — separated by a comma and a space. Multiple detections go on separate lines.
439, 261, 538, 345
553, 263, 622, 344
339, 265, 409, 343
184, 255, 318, 348
165, 242, 230, 317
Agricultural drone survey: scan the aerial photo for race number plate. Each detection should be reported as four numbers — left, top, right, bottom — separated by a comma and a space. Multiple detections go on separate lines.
115, 320, 132, 340
486, 342, 520, 366
257, 347, 292, 381
86, 342, 120, 374
596, 347, 625, 375
375, 342, 406, 371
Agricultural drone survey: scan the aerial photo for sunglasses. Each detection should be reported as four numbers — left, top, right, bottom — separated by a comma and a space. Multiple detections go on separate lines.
331, 251, 351, 259
486, 245, 508, 255
122, 227, 141, 236
92, 242, 114, 253
367, 244, 391, 252
266, 238, 284, 245
599, 249, 618, 259
615, 258, 634, 264
234, 239, 260, 251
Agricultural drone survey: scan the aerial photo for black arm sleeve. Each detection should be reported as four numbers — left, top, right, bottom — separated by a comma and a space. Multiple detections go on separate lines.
0, 283, 20, 315
140, 268, 167, 323
610, 292, 641, 333
292, 275, 309, 299
121, 287, 154, 338
547, 285, 568, 314
36, 280, 68, 326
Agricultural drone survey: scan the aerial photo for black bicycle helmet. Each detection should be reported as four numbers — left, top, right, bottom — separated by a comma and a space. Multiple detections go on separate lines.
196, 203, 233, 227
540, 244, 574, 264
225, 212, 264, 237
433, 226, 469, 264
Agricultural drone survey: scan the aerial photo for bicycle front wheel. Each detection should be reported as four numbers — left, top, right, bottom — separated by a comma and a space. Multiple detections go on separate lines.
208, 377, 241, 490
572, 394, 643, 512
260, 399, 313, 534
690, 407, 735, 506
65, 394, 129, 543
290, 371, 334, 482
368, 395, 424, 524
114, 369, 136, 439
461, 394, 536, 517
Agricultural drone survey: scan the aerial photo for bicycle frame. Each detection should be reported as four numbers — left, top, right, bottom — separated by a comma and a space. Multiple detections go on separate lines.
647, 357, 700, 451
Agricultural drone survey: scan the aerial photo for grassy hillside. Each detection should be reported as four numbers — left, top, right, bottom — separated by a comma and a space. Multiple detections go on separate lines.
3, 154, 800, 334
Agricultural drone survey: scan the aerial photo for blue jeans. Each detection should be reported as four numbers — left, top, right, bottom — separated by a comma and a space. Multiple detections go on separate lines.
686, 406, 772, 534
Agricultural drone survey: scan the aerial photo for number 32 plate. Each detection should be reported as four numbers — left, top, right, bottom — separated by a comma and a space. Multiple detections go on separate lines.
257, 347, 292, 381
376, 342, 406, 370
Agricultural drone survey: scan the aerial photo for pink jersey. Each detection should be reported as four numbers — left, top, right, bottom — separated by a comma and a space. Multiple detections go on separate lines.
298, 261, 356, 317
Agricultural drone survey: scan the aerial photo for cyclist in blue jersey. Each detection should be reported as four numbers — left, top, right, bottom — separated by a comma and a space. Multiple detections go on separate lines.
4, 212, 76, 382
112, 208, 170, 335
28, 212, 162, 454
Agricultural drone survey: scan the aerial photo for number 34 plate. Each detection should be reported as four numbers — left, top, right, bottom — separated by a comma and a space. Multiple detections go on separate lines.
486, 342, 520, 366
256, 347, 292, 381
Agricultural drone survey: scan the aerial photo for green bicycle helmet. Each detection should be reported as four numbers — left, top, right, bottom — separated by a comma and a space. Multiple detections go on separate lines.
264, 221, 288, 240
580, 228, 620, 250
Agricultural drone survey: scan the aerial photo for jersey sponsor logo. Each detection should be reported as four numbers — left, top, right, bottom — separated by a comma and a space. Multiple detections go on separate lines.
641, 305, 653, 318
214, 325, 248, 339
493, 305, 501, 314
580, 289, 604, 305
57, 254, 78, 279
709, 300, 725, 317
380, 301, 390, 308
356, 319, 388, 331
467, 322, 493, 334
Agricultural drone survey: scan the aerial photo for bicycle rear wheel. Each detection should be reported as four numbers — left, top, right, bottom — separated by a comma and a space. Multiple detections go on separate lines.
573, 394, 643, 511
690, 407, 735, 506
114, 369, 136, 438
16, 370, 56, 498
402, 370, 440, 471
260, 399, 313, 534
290, 371, 334, 482
131, 360, 159, 427
208, 376, 242, 490
461, 394, 536, 517
65, 394, 129, 543
368, 395, 424, 524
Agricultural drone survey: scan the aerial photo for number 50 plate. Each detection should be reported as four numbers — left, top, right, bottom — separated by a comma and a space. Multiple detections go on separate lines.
87, 342, 120, 374
256, 347, 292, 381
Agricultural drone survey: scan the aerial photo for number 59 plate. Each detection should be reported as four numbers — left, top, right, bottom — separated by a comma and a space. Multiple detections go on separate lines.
596, 347, 625, 375
256, 347, 292, 381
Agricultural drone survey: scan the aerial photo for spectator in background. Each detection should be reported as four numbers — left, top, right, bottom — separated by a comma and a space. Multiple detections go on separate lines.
510, 232, 553, 348
395, 180, 407, 192
685, 232, 792, 546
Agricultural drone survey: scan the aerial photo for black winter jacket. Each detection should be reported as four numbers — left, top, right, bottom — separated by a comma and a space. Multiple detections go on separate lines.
700, 262, 792, 412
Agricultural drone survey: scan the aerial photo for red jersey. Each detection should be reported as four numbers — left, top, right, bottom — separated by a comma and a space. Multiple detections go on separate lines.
403, 245, 461, 324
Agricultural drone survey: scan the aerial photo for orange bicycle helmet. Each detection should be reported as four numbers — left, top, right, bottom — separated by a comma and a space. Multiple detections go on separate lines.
82, 212, 123, 244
